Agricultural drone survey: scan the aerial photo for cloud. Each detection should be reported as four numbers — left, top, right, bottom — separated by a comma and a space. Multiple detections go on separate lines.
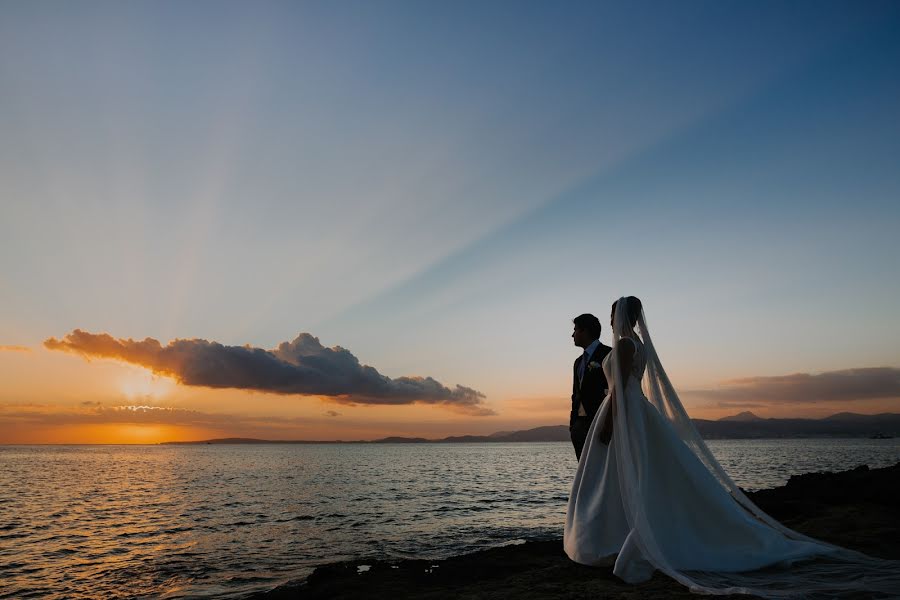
0, 402, 240, 427
0, 345, 30, 353
708, 401, 768, 409
688, 367, 900, 404
324, 410, 341, 417
0, 403, 364, 437
43, 330, 493, 415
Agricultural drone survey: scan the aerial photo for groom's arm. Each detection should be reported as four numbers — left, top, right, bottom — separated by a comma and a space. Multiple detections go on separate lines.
569, 359, 578, 424
615, 339, 635, 389
570, 362, 576, 399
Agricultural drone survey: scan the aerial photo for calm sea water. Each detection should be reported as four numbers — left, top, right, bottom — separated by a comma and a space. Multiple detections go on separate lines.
1, 439, 898, 599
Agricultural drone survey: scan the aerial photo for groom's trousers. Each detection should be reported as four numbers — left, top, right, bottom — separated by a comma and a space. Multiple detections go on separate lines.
570, 415, 591, 460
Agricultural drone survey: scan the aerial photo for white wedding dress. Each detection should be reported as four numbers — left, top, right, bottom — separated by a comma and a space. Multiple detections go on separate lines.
564, 298, 900, 598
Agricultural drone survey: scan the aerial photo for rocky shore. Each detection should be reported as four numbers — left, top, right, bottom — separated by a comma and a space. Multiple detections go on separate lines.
253, 463, 900, 599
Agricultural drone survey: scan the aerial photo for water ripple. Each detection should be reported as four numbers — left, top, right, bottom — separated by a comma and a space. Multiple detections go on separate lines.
0, 440, 897, 599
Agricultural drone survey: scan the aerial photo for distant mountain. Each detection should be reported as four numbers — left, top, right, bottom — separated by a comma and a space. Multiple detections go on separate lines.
400, 426, 570, 444
718, 411, 764, 422
822, 412, 898, 422
498, 425, 569, 442
441, 435, 499, 443
487, 430, 515, 438
693, 412, 900, 439
166, 437, 267, 444
162, 413, 900, 445
164, 437, 347, 445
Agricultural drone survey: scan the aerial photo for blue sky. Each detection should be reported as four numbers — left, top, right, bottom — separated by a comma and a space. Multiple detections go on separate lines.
1, 1, 899, 440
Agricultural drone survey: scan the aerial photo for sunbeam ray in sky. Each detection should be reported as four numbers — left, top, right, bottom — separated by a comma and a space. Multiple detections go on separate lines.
1, 1, 899, 442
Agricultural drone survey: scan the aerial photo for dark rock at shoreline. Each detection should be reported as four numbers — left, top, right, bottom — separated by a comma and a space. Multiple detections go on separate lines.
252, 463, 900, 599
746, 463, 900, 561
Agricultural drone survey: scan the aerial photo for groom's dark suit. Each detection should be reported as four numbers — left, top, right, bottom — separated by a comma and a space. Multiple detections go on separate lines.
570, 341, 612, 459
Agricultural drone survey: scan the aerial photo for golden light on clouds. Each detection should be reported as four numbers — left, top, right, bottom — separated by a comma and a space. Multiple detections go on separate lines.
0, 345, 30, 353
43, 329, 493, 415
1, 333, 898, 443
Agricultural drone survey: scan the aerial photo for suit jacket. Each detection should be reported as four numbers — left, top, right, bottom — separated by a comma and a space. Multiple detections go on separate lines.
570, 341, 612, 425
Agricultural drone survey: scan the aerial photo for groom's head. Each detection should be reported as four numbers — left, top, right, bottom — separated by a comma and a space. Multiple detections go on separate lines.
572, 314, 601, 348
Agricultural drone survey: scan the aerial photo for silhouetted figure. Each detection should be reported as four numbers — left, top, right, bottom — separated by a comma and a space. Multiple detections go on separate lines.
569, 313, 611, 459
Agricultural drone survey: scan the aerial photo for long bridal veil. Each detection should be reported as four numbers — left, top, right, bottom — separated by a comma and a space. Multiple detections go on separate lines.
607, 297, 899, 598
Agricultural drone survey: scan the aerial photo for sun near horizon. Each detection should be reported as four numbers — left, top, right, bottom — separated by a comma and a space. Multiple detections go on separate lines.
1, 1, 899, 445
1, 348, 897, 445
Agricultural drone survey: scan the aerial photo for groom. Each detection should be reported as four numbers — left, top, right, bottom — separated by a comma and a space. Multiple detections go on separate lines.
569, 313, 611, 459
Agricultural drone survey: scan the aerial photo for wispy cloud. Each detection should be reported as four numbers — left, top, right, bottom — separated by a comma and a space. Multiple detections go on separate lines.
0, 403, 455, 442
0, 402, 241, 428
0, 345, 30, 353
43, 330, 493, 415
688, 367, 900, 405
707, 401, 769, 409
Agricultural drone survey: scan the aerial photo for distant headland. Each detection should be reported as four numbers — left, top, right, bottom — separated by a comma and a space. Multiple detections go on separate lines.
161, 412, 900, 444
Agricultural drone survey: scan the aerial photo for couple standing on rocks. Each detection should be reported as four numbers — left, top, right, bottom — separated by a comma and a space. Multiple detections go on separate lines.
564, 296, 898, 598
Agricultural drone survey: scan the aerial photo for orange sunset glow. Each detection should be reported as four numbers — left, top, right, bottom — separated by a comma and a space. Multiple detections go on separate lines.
3, 5, 900, 600
1, 340, 898, 444
1, 1, 898, 447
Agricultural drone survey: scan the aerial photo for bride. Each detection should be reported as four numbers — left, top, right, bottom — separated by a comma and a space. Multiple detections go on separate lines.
564, 296, 899, 598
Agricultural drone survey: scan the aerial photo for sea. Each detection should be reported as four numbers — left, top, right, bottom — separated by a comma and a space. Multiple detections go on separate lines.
1, 439, 898, 600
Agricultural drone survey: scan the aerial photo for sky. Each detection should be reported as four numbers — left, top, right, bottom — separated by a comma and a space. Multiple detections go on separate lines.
1, 1, 899, 443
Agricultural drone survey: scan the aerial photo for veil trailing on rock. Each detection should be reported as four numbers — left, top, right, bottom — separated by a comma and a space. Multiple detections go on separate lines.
607, 297, 900, 598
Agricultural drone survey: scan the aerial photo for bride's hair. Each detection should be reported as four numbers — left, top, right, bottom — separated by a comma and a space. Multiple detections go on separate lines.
611, 296, 642, 328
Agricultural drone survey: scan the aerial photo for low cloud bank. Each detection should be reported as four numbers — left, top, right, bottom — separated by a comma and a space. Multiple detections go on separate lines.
44, 330, 493, 415
688, 367, 900, 405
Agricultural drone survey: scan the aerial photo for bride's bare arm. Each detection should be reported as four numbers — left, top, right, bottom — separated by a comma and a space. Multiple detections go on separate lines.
599, 338, 634, 445
616, 338, 635, 388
